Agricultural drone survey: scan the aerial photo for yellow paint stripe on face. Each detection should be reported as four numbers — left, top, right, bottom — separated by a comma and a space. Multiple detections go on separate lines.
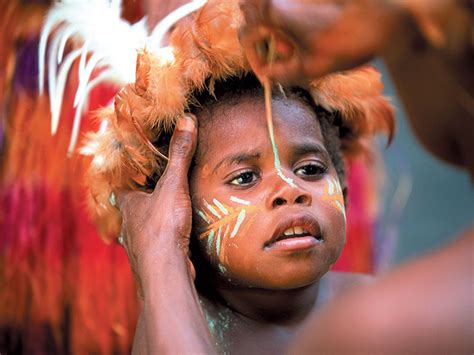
196, 208, 211, 224
198, 204, 262, 240
322, 176, 346, 219
335, 200, 346, 221
219, 224, 231, 263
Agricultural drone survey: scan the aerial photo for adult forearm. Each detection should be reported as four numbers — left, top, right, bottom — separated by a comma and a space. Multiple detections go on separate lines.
289, 227, 474, 353
115, 114, 201, 353
139, 240, 216, 354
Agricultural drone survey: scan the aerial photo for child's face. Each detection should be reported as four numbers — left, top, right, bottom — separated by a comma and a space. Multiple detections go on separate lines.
190, 95, 346, 289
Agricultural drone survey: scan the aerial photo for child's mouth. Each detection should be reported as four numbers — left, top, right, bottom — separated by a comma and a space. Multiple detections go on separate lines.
276, 226, 315, 241
264, 216, 323, 251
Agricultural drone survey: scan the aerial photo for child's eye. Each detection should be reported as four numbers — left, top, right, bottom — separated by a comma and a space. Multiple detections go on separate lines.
228, 171, 259, 186
294, 162, 327, 178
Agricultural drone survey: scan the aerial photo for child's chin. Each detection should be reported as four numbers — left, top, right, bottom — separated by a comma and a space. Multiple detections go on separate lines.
268, 269, 328, 289
268, 260, 333, 288
220, 266, 329, 290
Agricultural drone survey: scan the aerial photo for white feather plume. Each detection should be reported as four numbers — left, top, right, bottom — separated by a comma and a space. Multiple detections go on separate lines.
39, 0, 207, 155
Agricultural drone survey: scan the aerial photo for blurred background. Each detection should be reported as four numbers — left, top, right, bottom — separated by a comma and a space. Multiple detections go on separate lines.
376, 62, 473, 267
0, 0, 472, 353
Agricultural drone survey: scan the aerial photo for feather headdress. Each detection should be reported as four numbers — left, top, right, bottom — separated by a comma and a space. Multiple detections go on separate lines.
40, 0, 394, 241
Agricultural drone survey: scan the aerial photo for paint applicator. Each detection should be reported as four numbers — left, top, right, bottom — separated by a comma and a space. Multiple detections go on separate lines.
256, 35, 296, 187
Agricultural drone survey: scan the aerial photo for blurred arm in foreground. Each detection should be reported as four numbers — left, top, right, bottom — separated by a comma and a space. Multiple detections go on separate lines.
290, 225, 474, 353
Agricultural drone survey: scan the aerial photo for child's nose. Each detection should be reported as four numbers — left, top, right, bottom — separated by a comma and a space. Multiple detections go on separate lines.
268, 181, 312, 209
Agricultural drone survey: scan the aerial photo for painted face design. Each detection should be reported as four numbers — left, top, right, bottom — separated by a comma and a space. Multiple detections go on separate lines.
321, 176, 346, 221
263, 80, 296, 188
190, 94, 347, 289
195, 196, 263, 274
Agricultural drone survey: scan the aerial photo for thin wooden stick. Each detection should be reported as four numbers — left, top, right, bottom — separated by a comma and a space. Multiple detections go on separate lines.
263, 78, 296, 187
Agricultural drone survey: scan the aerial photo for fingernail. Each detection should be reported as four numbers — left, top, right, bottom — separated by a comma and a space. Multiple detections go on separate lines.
177, 115, 195, 132
118, 231, 125, 245
109, 191, 116, 206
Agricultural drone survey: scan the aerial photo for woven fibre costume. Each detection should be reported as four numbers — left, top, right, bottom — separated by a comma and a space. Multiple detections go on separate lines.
78, 0, 395, 240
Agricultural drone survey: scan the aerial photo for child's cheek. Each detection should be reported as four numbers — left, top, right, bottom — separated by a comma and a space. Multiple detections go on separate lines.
194, 196, 262, 274
320, 176, 346, 223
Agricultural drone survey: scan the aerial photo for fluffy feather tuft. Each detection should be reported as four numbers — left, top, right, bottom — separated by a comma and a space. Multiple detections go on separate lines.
82, 107, 165, 240
133, 49, 186, 130
309, 66, 395, 159
171, 19, 210, 90
192, 0, 246, 81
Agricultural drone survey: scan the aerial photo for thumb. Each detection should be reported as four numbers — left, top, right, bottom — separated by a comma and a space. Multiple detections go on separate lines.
115, 189, 150, 214
163, 114, 198, 186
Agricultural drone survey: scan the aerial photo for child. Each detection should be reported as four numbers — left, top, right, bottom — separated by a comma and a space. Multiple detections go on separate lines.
81, 1, 394, 352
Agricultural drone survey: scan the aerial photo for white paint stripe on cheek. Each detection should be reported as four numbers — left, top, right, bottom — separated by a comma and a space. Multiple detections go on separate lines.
230, 209, 246, 238
327, 177, 335, 195
203, 199, 222, 219
218, 265, 227, 274
230, 196, 251, 206
335, 179, 342, 195
263, 80, 297, 188
335, 200, 346, 221
215, 226, 222, 257
196, 209, 211, 224
213, 198, 229, 215
207, 230, 215, 254
277, 170, 296, 187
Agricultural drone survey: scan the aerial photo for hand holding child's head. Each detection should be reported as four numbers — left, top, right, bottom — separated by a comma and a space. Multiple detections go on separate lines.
115, 114, 198, 293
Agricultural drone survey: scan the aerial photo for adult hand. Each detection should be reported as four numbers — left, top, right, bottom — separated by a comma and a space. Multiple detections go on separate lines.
115, 114, 198, 295
239, 0, 402, 84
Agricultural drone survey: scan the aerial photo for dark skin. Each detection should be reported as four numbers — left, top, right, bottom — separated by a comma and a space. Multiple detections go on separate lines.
239, 0, 401, 83
238, 0, 474, 352
119, 95, 369, 354
117, 115, 214, 354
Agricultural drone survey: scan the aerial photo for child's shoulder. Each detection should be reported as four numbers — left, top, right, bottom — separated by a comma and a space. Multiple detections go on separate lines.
317, 271, 375, 307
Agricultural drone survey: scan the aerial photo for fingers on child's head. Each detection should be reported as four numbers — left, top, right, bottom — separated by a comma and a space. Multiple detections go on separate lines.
114, 189, 147, 212
112, 190, 127, 211
167, 114, 198, 173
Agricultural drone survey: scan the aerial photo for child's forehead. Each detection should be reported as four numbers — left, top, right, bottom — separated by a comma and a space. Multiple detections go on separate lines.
195, 94, 324, 161
199, 92, 321, 130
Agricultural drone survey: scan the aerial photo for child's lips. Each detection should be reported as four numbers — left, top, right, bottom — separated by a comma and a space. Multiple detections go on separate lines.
266, 236, 321, 251
264, 214, 322, 250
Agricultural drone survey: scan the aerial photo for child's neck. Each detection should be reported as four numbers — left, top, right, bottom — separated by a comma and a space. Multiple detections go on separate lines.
214, 281, 321, 325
